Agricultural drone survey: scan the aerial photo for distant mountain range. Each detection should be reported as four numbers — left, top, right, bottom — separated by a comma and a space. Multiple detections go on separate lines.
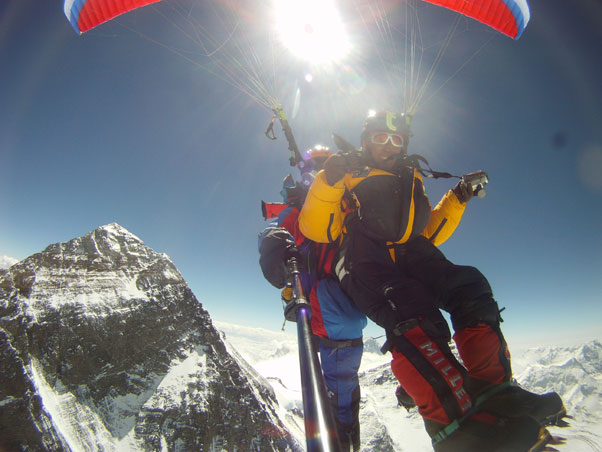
217, 322, 602, 452
1, 224, 600, 451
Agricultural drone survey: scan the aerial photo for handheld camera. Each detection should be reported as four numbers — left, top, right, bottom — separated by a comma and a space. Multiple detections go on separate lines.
462, 170, 488, 198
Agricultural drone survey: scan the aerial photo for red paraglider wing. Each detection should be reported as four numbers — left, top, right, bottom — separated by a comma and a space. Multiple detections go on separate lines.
64, 0, 162, 34
422, 0, 530, 39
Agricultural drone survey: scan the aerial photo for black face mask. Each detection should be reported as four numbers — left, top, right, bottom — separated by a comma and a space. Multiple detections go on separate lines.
366, 148, 408, 173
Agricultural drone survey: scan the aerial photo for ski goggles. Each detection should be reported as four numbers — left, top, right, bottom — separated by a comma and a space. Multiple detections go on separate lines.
369, 131, 406, 148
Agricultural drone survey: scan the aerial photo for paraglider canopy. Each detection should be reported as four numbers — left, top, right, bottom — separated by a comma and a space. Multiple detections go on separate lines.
64, 0, 161, 35
422, 0, 530, 39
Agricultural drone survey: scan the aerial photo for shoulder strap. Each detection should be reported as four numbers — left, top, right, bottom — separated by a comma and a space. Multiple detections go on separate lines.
404, 154, 457, 180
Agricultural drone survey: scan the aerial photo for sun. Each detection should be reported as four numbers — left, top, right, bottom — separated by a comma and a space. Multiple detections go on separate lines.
273, 0, 350, 65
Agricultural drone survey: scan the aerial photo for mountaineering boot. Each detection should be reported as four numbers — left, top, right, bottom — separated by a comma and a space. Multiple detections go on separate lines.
426, 413, 554, 452
337, 423, 360, 452
338, 430, 351, 452
468, 381, 567, 426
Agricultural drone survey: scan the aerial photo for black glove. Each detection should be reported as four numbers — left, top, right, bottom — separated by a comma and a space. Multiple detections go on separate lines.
452, 179, 474, 204
395, 385, 416, 410
259, 228, 299, 288
324, 154, 349, 186
323, 152, 365, 186
284, 184, 306, 206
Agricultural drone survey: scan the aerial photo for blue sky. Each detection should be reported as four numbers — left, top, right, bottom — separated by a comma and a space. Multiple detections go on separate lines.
1, 0, 601, 348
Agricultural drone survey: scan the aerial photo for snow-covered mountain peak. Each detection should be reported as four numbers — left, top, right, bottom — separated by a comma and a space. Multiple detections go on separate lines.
2, 223, 184, 319
0, 225, 302, 452
98, 221, 140, 237
40, 222, 169, 269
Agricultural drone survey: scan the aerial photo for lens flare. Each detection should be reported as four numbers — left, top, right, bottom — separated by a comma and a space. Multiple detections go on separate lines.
335, 64, 366, 95
274, 0, 350, 64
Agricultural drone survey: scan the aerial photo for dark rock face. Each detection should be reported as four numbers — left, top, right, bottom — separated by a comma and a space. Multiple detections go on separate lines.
0, 224, 300, 452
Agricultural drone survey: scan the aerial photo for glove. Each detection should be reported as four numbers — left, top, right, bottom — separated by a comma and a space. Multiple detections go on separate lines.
281, 286, 294, 302
259, 228, 299, 288
395, 385, 416, 411
324, 154, 349, 186
323, 152, 364, 186
452, 179, 474, 204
